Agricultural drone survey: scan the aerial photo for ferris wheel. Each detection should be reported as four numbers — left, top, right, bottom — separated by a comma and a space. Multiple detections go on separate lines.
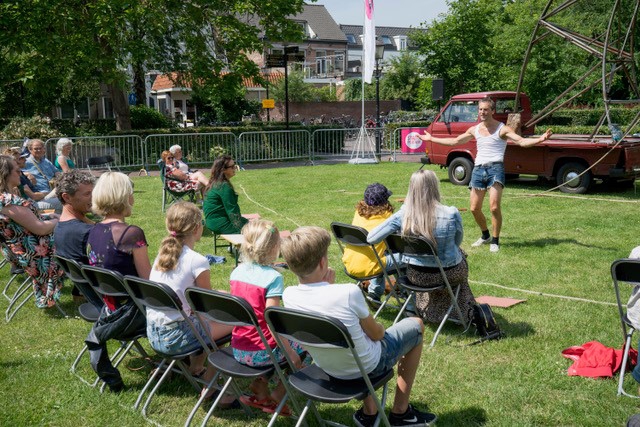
515, 0, 640, 140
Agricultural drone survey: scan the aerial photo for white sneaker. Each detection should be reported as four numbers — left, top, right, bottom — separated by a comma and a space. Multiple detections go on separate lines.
471, 237, 491, 247
490, 243, 500, 253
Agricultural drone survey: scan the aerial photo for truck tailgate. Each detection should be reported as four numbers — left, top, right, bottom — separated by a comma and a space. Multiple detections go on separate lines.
625, 145, 640, 173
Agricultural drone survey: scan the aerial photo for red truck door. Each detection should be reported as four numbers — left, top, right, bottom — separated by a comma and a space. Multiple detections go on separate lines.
428, 100, 479, 164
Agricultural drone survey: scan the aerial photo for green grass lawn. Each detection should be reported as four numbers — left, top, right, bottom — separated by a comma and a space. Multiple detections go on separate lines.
2, 161, 640, 426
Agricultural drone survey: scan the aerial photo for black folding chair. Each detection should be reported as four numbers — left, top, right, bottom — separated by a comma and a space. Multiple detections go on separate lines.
611, 258, 640, 398
264, 306, 393, 427
80, 265, 149, 393
158, 159, 196, 212
123, 276, 230, 418
385, 233, 469, 347
54, 255, 104, 386
87, 155, 117, 172
330, 222, 404, 315
184, 288, 298, 427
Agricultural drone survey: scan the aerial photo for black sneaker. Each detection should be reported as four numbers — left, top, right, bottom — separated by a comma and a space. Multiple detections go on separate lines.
353, 407, 379, 427
389, 404, 437, 426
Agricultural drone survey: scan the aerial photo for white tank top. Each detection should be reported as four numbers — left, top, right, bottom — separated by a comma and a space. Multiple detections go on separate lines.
474, 122, 506, 165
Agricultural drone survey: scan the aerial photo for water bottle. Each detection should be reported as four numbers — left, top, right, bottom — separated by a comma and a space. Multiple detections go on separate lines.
609, 124, 623, 142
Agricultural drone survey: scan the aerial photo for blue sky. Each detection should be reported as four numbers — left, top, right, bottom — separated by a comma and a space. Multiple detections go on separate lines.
316, 0, 449, 27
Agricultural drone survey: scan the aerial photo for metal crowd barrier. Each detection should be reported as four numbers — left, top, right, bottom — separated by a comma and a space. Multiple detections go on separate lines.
5, 126, 408, 173
237, 130, 311, 164
45, 135, 144, 170
143, 132, 238, 171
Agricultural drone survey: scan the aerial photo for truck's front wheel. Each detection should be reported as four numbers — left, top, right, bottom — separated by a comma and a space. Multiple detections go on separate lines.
556, 162, 592, 194
448, 157, 473, 186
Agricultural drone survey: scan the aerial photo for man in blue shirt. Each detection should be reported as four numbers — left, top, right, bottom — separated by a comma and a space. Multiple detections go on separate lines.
22, 139, 63, 212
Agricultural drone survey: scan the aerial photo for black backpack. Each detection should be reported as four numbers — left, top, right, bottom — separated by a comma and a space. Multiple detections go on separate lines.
470, 303, 504, 344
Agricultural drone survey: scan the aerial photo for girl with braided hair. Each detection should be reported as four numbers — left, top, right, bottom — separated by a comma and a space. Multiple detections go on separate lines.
147, 202, 233, 383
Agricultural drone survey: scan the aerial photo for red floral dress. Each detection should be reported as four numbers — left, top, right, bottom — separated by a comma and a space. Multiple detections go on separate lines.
165, 164, 199, 192
0, 193, 64, 308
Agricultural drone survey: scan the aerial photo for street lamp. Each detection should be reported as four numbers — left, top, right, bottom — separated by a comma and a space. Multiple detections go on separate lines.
375, 43, 385, 157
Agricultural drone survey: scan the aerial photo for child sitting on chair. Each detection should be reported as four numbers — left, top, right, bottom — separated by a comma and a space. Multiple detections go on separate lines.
341, 183, 395, 303
281, 226, 436, 427
230, 219, 305, 416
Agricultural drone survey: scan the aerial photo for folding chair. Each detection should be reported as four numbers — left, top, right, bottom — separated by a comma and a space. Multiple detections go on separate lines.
330, 222, 404, 316
54, 255, 104, 385
122, 276, 230, 418
385, 233, 469, 347
184, 288, 297, 427
264, 306, 394, 427
158, 159, 196, 212
80, 265, 149, 392
611, 258, 640, 398
0, 242, 30, 304
87, 155, 117, 172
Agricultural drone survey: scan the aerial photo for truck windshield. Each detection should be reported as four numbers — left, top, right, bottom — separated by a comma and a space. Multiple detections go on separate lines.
438, 101, 478, 123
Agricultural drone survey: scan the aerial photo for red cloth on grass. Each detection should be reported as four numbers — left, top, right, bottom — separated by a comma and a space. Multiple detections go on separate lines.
561, 341, 637, 378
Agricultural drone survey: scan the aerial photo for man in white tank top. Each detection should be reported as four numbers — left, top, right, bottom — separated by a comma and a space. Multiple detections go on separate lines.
419, 97, 552, 252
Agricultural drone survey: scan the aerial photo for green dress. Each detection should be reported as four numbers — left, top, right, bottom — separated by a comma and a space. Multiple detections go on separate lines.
203, 182, 248, 234
54, 156, 76, 171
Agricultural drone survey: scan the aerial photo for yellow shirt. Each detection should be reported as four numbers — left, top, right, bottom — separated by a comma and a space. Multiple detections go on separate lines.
341, 211, 391, 277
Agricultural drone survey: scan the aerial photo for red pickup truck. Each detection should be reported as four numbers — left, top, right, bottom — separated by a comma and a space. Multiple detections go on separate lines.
421, 91, 640, 193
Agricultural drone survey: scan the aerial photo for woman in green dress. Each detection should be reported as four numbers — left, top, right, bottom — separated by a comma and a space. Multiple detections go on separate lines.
203, 155, 248, 234
54, 138, 76, 172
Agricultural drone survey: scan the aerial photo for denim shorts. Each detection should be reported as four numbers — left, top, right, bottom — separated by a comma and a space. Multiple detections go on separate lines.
470, 162, 505, 190
148, 316, 211, 355
368, 317, 423, 377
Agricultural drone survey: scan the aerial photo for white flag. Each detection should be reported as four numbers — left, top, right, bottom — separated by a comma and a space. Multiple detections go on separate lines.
363, 0, 375, 84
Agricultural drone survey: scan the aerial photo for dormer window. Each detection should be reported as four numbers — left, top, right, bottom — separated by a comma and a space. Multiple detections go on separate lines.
394, 35, 408, 51
381, 35, 392, 45
346, 34, 357, 44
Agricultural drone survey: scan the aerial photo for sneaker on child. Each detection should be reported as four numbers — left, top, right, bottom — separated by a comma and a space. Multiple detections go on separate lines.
389, 404, 437, 426
490, 243, 500, 253
353, 407, 379, 427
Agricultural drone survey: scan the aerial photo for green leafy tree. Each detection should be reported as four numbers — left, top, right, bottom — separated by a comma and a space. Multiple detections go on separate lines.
272, 70, 314, 102
381, 52, 426, 108
0, 0, 305, 129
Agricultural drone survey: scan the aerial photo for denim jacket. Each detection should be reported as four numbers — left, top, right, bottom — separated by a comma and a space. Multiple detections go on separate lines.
367, 204, 463, 268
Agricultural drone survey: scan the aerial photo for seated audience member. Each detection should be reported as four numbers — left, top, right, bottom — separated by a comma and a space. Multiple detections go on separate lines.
161, 150, 206, 196
0, 155, 64, 308
53, 169, 101, 308
54, 138, 76, 172
167, 146, 209, 187
203, 155, 248, 234
368, 170, 476, 325
22, 138, 59, 194
342, 183, 397, 303
230, 219, 305, 415
146, 201, 236, 401
84, 171, 150, 392
281, 226, 436, 427
4, 146, 62, 213
624, 246, 640, 388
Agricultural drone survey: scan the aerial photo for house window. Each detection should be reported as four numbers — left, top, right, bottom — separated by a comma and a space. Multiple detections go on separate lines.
394, 36, 408, 51
381, 35, 392, 45
346, 34, 357, 44
59, 98, 90, 119
334, 51, 345, 73
103, 97, 114, 119
316, 50, 327, 75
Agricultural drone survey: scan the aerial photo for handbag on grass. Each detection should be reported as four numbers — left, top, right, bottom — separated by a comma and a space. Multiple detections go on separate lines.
471, 303, 504, 343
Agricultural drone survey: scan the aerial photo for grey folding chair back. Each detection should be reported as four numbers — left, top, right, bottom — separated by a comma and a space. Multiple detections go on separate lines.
122, 275, 214, 418
330, 221, 403, 315
184, 287, 295, 427
385, 233, 469, 347
53, 255, 104, 386
611, 258, 640, 398
264, 306, 393, 427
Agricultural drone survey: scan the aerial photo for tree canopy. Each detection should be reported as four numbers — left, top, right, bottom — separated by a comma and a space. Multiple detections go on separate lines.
0, 0, 305, 129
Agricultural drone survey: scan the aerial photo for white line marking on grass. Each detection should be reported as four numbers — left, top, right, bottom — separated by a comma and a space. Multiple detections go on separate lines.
239, 184, 303, 227
470, 280, 617, 306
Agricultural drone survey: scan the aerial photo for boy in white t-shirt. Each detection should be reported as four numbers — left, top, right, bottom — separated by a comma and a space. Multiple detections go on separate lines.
281, 226, 436, 427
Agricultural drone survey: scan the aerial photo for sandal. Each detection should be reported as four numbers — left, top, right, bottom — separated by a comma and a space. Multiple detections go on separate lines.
239, 395, 291, 417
